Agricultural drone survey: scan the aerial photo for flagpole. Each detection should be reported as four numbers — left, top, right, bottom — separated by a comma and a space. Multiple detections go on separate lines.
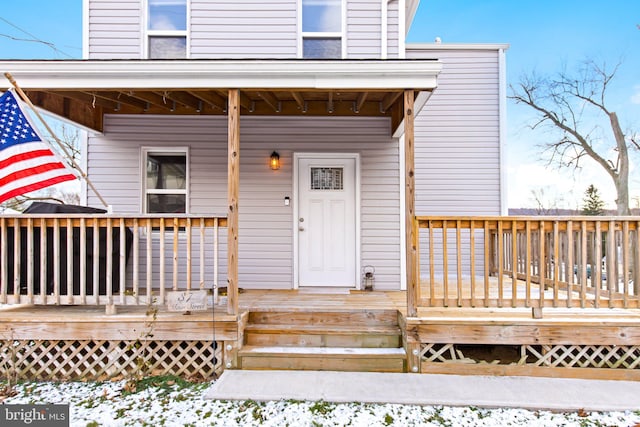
4, 72, 109, 209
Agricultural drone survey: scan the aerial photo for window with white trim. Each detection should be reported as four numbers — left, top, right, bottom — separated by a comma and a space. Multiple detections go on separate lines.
301, 0, 343, 58
146, 0, 188, 59
143, 148, 188, 214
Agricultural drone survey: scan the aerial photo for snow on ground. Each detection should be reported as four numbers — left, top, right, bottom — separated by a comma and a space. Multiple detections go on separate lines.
3, 378, 639, 426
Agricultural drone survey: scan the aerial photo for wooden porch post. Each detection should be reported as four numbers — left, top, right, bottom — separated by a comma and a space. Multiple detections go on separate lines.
404, 90, 418, 317
227, 89, 240, 316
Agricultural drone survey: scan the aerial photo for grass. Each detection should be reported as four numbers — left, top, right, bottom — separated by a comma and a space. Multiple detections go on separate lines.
1, 376, 638, 426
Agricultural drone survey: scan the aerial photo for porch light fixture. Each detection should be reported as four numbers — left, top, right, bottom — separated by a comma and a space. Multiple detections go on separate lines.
270, 151, 280, 170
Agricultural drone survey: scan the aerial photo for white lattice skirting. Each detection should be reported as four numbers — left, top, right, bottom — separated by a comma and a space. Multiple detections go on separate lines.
421, 343, 640, 369
0, 340, 223, 381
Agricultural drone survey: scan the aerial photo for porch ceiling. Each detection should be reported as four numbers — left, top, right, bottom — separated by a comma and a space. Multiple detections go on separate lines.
1, 59, 441, 133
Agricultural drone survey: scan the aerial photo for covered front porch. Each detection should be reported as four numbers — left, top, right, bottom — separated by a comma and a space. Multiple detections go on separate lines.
1, 58, 444, 314
1, 60, 639, 381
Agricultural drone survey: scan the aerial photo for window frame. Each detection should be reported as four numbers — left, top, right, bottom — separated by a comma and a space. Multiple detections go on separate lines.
143, 0, 190, 59
141, 147, 189, 215
298, 0, 346, 59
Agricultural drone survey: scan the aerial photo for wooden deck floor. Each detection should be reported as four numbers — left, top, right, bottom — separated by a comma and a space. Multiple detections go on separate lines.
2, 287, 639, 325
1, 289, 640, 380
237, 289, 407, 313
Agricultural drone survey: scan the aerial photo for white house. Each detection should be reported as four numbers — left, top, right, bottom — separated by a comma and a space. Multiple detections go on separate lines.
61, 0, 505, 293
2, 1, 638, 382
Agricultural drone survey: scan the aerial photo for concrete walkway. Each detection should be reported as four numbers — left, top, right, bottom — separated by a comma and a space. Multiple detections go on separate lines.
205, 370, 640, 412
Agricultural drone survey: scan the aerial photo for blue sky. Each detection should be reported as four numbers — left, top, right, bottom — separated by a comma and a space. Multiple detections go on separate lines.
408, 1, 640, 209
1, 0, 638, 208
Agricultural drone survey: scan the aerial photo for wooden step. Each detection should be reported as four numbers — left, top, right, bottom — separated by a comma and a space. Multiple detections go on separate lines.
244, 324, 402, 348
248, 310, 400, 327
238, 346, 406, 372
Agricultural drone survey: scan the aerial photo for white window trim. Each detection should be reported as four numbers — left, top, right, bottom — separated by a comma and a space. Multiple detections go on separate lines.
142, 0, 191, 59
297, 0, 346, 59
141, 147, 190, 215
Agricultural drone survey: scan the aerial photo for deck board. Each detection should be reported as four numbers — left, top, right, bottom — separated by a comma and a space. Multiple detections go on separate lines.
1, 289, 639, 380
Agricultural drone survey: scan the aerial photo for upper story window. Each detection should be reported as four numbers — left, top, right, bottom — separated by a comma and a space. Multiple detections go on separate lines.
143, 148, 188, 214
301, 0, 343, 58
146, 0, 188, 59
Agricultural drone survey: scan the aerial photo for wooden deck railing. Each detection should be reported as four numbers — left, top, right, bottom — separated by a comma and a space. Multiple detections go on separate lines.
0, 214, 226, 308
415, 216, 640, 310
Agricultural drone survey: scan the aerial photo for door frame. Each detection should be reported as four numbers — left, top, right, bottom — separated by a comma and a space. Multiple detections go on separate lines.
293, 152, 361, 289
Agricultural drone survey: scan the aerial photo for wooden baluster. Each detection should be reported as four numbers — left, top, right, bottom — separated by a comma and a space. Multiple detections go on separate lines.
428, 220, 435, 307
146, 219, 153, 305
106, 218, 113, 307
80, 218, 86, 305
511, 219, 517, 307
456, 220, 462, 307
442, 220, 448, 307
213, 218, 219, 304
120, 218, 126, 305
483, 220, 490, 307
553, 221, 559, 308
160, 218, 166, 304
132, 218, 140, 305
199, 218, 205, 290
53, 219, 60, 305
538, 220, 545, 309
27, 218, 33, 303
173, 217, 179, 291
607, 220, 616, 308
93, 219, 99, 304
187, 218, 192, 291
13, 220, 20, 302
66, 218, 73, 304
39, 218, 46, 304
566, 220, 574, 308
594, 221, 602, 308
580, 221, 587, 308
497, 220, 504, 307
470, 219, 476, 307
525, 220, 531, 307
622, 220, 629, 308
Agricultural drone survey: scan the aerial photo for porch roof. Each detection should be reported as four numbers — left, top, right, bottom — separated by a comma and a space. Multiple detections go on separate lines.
1, 59, 442, 133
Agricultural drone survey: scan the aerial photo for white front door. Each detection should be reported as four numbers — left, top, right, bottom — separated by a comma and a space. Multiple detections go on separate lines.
297, 155, 357, 287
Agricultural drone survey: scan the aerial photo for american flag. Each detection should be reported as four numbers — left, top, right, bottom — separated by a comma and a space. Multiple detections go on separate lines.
0, 90, 77, 203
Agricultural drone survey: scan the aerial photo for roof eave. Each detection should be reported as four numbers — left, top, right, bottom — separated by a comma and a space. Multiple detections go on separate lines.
1, 59, 442, 91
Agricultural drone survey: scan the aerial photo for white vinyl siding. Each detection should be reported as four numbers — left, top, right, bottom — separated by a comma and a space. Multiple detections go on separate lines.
346, 0, 398, 59
346, 0, 380, 58
407, 47, 502, 215
87, 115, 401, 290
385, 0, 399, 58
87, 0, 142, 59
190, 0, 298, 58
407, 46, 503, 281
86, 0, 396, 59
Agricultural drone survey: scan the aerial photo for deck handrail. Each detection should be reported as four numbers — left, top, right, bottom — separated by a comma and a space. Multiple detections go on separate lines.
415, 216, 640, 310
0, 214, 227, 310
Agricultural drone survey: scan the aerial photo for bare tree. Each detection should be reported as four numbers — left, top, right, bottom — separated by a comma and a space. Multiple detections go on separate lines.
529, 186, 565, 215
510, 60, 635, 215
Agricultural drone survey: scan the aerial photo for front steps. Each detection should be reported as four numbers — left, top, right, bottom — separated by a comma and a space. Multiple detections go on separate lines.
238, 310, 407, 372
